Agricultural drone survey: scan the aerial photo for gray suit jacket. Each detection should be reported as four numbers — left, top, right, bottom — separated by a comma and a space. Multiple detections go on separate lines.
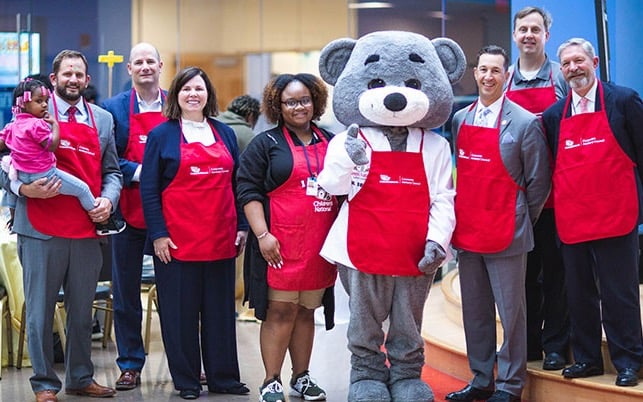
452, 97, 551, 256
0, 99, 122, 240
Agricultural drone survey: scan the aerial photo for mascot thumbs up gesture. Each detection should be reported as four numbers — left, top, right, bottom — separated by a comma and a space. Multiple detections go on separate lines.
317, 31, 465, 402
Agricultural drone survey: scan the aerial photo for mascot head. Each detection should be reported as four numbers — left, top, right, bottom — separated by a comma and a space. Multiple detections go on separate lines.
319, 31, 466, 129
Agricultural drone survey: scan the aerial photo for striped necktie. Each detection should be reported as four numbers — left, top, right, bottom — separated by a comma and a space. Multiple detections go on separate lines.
475, 107, 491, 127
67, 105, 78, 123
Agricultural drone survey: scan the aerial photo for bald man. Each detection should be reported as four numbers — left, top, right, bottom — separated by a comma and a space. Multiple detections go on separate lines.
102, 42, 167, 391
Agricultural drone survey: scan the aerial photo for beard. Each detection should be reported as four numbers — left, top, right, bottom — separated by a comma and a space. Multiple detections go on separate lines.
55, 83, 82, 103
568, 74, 591, 90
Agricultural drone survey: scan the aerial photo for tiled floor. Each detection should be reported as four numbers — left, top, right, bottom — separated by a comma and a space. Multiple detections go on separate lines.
0, 297, 352, 401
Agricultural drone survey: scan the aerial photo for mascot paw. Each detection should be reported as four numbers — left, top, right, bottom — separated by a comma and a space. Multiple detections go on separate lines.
349, 380, 392, 402
418, 241, 446, 275
345, 123, 369, 165
390, 378, 434, 402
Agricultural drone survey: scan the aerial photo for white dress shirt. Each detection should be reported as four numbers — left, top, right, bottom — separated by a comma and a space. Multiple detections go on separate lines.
571, 79, 597, 116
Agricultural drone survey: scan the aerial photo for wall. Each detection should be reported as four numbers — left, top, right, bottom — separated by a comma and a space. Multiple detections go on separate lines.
0, 0, 131, 103
511, 0, 642, 95
608, 0, 643, 93
132, 0, 355, 90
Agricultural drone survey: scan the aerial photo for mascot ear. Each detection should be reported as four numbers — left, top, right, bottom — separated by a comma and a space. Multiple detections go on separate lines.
319, 38, 356, 86
432, 38, 467, 85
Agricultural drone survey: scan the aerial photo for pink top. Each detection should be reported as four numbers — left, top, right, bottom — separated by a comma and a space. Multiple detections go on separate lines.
1, 113, 56, 173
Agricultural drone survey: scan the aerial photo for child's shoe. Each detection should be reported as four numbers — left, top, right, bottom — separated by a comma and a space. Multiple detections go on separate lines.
96, 216, 126, 236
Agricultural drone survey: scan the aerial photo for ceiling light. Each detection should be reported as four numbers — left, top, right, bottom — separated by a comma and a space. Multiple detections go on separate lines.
348, 2, 394, 9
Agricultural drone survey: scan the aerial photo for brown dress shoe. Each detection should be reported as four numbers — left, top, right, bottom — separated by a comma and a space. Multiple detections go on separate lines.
65, 380, 116, 398
35, 389, 58, 402
116, 370, 141, 390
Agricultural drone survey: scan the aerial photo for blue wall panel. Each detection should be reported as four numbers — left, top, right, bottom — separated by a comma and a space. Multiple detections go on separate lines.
511, 0, 642, 94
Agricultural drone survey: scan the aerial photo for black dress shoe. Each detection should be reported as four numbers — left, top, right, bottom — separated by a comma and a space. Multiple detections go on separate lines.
445, 384, 494, 401
542, 352, 567, 370
487, 390, 521, 402
616, 368, 639, 386
209, 383, 250, 394
562, 362, 604, 378
179, 388, 200, 400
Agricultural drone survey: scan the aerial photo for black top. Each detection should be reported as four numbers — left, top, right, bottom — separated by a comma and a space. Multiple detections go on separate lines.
236, 123, 336, 328
237, 124, 332, 207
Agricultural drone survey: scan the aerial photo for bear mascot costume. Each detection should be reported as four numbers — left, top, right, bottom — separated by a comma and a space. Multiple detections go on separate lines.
317, 31, 466, 402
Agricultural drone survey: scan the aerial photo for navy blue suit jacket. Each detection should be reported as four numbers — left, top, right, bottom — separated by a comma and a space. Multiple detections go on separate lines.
140, 118, 248, 247
102, 89, 167, 186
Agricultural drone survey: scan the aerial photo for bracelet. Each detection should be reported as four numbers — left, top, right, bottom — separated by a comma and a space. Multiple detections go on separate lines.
256, 231, 269, 240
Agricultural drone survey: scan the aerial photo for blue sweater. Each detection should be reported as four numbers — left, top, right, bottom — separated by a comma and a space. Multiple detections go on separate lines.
140, 118, 248, 250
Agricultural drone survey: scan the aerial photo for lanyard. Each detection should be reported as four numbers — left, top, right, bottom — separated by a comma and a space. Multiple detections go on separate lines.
301, 134, 321, 177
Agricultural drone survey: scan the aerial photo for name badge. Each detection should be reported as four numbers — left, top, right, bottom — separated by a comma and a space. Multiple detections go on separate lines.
306, 177, 318, 196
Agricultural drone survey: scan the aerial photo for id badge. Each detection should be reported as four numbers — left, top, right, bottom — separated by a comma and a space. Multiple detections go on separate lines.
306, 177, 318, 196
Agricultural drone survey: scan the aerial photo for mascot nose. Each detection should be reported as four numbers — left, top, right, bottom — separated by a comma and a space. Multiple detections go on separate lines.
383, 92, 407, 112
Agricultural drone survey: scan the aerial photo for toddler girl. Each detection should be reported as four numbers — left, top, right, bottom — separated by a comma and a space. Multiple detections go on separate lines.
0, 78, 125, 235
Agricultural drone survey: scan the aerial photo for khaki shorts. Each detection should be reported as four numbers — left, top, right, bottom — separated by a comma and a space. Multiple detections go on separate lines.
267, 287, 325, 309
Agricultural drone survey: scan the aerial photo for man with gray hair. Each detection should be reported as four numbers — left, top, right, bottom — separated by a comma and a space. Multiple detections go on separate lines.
542, 37, 643, 387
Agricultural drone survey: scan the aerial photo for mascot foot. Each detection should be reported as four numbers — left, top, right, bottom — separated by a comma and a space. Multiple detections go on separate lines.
348, 380, 392, 402
390, 378, 434, 402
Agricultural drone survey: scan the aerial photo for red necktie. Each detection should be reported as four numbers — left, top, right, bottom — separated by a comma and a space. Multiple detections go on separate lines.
67, 105, 78, 123
579, 97, 589, 114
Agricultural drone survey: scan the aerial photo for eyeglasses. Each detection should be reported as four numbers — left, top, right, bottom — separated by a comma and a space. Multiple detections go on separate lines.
281, 97, 312, 108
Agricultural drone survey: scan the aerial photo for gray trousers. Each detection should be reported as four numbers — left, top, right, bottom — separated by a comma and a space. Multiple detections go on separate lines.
458, 251, 527, 397
338, 264, 434, 385
18, 235, 102, 393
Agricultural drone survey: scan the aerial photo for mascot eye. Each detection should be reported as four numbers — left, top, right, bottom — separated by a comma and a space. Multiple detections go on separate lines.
368, 79, 386, 89
405, 79, 421, 89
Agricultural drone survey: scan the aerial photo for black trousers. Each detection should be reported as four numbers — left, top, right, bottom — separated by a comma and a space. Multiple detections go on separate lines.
525, 209, 570, 359
560, 228, 643, 371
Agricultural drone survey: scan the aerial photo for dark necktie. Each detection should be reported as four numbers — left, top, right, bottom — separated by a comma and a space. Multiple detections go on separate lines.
67, 105, 78, 123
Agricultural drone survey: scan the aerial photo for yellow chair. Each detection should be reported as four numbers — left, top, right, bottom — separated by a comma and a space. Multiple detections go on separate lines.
0, 285, 14, 378
141, 256, 158, 354
16, 300, 67, 370
16, 239, 114, 367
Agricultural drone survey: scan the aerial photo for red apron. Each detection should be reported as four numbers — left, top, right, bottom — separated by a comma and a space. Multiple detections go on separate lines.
27, 98, 102, 238
347, 129, 429, 276
505, 70, 557, 116
161, 122, 237, 261
120, 89, 167, 229
452, 99, 520, 253
506, 70, 557, 208
553, 82, 638, 244
267, 126, 338, 290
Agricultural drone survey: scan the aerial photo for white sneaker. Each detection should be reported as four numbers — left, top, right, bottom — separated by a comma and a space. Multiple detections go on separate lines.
259, 378, 285, 402
289, 371, 326, 401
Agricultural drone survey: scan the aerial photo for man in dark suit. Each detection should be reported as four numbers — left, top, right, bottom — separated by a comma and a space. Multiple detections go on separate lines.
446, 45, 551, 402
542, 37, 643, 387
102, 42, 167, 391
